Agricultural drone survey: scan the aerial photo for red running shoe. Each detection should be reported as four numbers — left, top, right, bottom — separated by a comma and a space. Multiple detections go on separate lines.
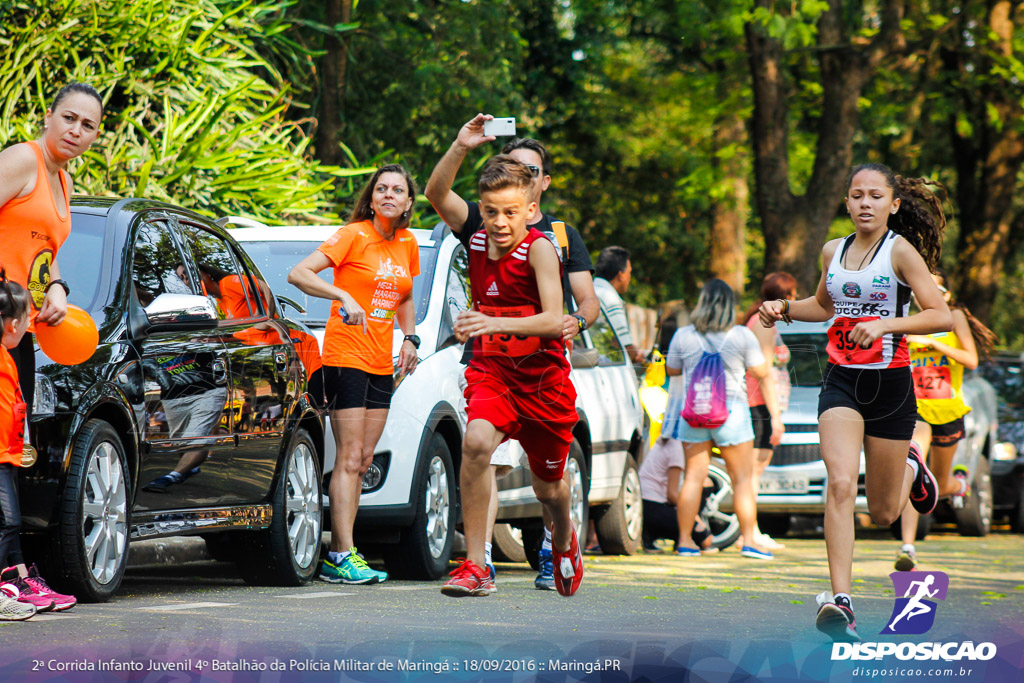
24, 564, 76, 611
0, 567, 55, 613
553, 526, 584, 597
441, 559, 494, 597
907, 442, 938, 515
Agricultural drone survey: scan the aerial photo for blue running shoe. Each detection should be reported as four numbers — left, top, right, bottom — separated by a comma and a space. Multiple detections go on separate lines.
318, 548, 388, 584
534, 548, 555, 591
740, 545, 773, 560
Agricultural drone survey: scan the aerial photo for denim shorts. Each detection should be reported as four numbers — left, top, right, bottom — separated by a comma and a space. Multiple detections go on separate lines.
663, 395, 754, 447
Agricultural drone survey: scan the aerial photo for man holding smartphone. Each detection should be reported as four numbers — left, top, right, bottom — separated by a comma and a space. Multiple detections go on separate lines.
426, 113, 599, 591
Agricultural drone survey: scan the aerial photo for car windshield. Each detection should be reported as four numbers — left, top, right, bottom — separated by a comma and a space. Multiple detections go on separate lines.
978, 357, 1024, 448
238, 240, 438, 326
780, 332, 830, 387
62, 211, 108, 313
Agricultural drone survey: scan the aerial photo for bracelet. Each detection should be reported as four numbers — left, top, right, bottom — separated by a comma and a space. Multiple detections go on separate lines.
45, 279, 70, 296
780, 299, 792, 324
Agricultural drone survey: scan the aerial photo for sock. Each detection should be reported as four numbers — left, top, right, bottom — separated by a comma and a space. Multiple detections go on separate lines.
541, 526, 552, 552
906, 455, 920, 479
901, 543, 915, 554
166, 471, 185, 483
484, 542, 493, 567
328, 550, 352, 565
833, 593, 852, 609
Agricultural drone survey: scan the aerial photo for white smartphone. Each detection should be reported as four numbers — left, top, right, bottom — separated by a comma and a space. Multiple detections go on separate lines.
483, 117, 516, 137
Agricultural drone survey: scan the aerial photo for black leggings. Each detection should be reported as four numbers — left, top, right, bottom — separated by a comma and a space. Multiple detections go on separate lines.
0, 464, 24, 567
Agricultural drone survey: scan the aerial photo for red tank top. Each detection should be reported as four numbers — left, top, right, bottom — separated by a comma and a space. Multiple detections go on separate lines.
0, 141, 72, 325
467, 228, 569, 389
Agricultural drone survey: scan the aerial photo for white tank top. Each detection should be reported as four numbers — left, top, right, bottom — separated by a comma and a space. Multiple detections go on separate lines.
824, 231, 911, 369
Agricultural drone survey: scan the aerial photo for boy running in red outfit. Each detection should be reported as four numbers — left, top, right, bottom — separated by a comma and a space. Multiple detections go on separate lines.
442, 156, 582, 597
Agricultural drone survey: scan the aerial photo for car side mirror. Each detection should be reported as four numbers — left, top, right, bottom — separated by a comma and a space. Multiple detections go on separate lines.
571, 347, 600, 369
144, 294, 219, 330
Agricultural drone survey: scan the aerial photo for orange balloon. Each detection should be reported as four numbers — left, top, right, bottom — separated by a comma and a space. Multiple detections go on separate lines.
35, 305, 100, 366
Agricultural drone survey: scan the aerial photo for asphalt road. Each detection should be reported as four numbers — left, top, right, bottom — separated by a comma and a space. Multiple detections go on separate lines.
1, 525, 1022, 682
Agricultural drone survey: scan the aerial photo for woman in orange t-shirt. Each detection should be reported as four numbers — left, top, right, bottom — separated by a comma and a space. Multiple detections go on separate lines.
289, 164, 420, 584
0, 83, 103, 410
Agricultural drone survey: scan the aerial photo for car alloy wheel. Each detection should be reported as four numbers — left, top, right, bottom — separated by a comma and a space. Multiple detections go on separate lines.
82, 440, 129, 584
285, 439, 322, 568
423, 453, 451, 559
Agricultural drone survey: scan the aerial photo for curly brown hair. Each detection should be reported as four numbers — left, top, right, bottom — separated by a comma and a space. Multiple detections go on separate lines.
846, 163, 946, 272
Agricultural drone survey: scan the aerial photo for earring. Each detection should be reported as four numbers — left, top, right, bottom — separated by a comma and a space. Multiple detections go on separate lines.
403, 211, 408, 218
370, 208, 374, 216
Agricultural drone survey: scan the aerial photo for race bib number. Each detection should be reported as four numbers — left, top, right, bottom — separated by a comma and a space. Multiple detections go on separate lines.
479, 304, 541, 358
827, 317, 884, 365
913, 365, 953, 400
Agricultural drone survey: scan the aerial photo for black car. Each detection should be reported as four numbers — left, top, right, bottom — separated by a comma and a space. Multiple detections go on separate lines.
977, 354, 1024, 532
22, 198, 326, 601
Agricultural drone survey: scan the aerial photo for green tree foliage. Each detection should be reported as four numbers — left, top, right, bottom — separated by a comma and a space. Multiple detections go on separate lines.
0, 0, 367, 223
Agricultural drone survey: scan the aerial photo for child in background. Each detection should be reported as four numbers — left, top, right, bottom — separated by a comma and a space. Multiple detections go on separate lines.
0, 272, 77, 616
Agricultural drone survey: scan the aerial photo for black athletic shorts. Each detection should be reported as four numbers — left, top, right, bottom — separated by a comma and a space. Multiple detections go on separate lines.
818, 363, 917, 441
750, 404, 773, 450
324, 366, 394, 411
919, 415, 966, 447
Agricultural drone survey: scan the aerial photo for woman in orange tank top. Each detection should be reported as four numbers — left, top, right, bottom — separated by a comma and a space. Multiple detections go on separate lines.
0, 83, 103, 409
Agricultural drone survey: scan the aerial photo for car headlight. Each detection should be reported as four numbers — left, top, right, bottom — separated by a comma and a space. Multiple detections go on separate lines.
993, 441, 1019, 461
34, 373, 56, 417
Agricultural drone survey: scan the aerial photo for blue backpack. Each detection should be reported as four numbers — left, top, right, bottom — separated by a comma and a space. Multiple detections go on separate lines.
682, 333, 729, 429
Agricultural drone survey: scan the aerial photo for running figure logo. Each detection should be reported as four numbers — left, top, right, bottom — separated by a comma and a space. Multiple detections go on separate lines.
881, 571, 949, 635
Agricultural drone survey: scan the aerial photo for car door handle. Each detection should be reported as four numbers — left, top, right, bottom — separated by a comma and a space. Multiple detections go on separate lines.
212, 359, 228, 385
274, 351, 288, 373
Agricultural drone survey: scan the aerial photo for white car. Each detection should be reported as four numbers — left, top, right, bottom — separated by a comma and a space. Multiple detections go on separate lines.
227, 220, 647, 578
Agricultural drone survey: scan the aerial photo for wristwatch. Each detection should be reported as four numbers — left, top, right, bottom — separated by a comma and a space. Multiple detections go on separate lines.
403, 334, 421, 349
571, 313, 587, 333
45, 279, 70, 296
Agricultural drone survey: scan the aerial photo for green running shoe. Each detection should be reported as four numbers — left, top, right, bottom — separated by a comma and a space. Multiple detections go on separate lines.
319, 548, 388, 585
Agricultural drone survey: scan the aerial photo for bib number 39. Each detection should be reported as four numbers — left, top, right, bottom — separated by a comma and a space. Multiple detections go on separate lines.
827, 317, 884, 365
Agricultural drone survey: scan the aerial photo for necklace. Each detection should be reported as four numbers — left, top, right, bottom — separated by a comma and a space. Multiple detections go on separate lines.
845, 231, 887, 271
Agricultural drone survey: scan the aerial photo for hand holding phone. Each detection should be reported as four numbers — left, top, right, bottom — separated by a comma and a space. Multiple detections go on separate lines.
483, 117, 516, 137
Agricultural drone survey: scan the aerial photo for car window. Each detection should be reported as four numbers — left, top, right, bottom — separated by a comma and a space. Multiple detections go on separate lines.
445, 245, 470, 316
589, 310, 626, 366
62, 211, 108, 312
237, 239, 439, 326
132, 220, 195, 308
779, 332, 830, 387
180, 223, 258, 321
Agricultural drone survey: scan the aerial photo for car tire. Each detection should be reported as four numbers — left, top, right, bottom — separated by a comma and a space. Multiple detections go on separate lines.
238, 428, 322, 585
491, 523, 526, 563
955, 456, 993, 537
595, 455, 643, 555
705, 463, 741, 550
52, 419, 131, 602
384, 431, 455, 580
520, 438, 589, 571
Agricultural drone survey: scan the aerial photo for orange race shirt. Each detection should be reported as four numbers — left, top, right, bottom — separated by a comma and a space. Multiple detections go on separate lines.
0, 347, 27, 467
317, 221, 419, 373
0, 141, 72, 329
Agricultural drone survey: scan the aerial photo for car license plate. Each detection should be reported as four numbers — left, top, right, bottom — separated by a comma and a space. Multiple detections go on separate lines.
759, 473, 809, 494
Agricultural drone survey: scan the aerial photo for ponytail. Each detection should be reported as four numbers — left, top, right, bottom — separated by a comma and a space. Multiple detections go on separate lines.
0, 269, 31, 326
954, 302, 998, 360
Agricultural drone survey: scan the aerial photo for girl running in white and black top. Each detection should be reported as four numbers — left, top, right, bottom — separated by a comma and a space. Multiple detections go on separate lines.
759, 163, 952, 643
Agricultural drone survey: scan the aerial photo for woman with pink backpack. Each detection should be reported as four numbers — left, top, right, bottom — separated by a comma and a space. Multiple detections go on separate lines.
661, 278, 781, 560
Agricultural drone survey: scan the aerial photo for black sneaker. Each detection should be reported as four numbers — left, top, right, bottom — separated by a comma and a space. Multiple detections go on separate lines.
815, 592, 860, 642
907, 443, 938, 515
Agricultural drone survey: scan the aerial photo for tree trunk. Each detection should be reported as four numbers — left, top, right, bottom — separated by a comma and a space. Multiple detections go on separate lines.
316, 0, 352, 165
709, 113, 748, 295
746, 0, 905, 294
950, 1, 1024, 324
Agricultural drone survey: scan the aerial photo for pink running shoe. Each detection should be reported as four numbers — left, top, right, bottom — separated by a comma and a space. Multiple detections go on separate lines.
24, 564, 76, 611
0, 568, 55, 613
